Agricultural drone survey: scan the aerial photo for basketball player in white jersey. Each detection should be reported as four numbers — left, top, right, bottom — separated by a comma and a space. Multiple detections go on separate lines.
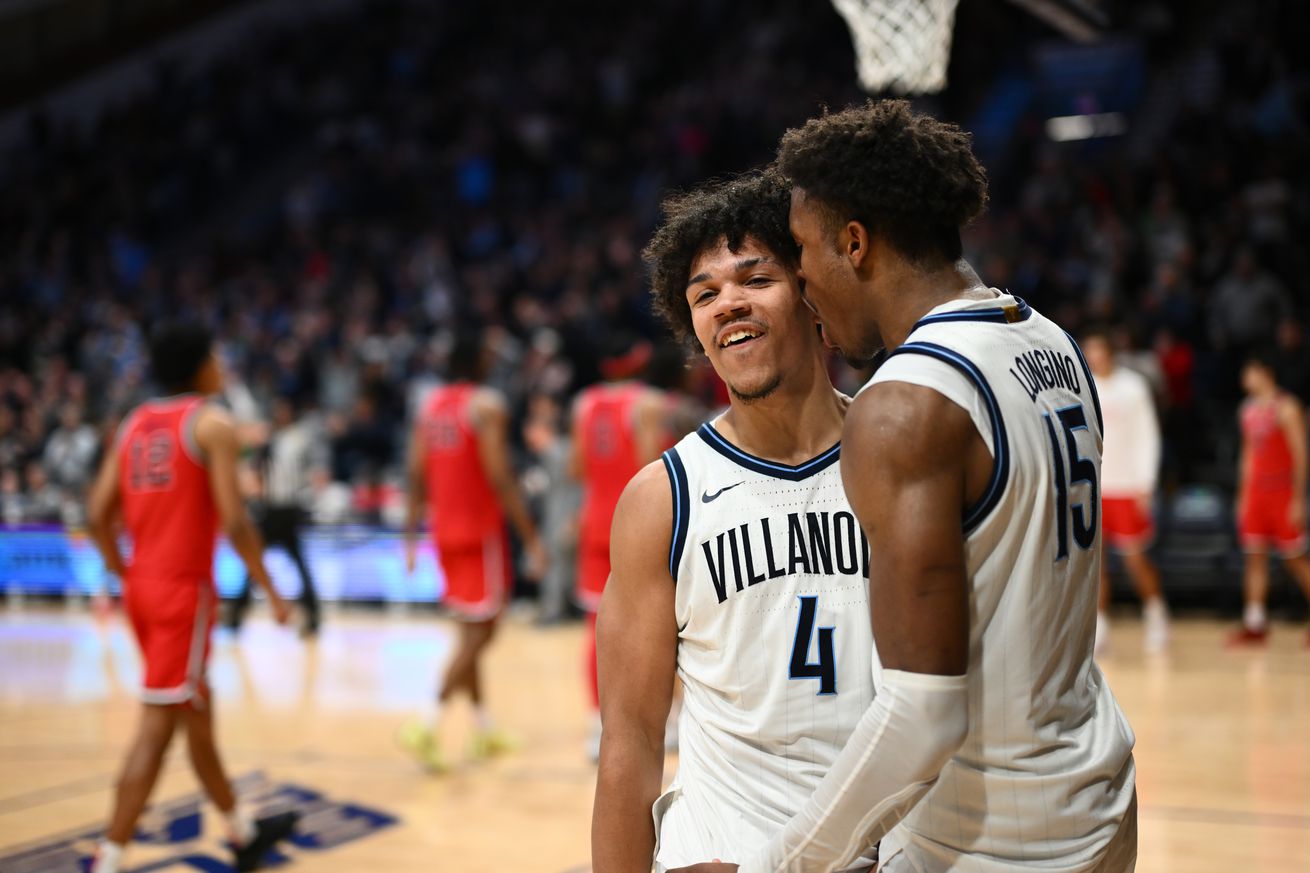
1082, 327, 1169, 656
674, 101, 1137, 873
592, 174, 878, 872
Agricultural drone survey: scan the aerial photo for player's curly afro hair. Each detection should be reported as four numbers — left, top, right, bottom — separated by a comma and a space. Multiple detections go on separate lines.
643, 172, 799, 350
776, 99, 988, 267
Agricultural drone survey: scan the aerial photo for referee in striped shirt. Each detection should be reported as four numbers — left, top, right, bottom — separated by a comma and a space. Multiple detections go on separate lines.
227, 395, 323, 636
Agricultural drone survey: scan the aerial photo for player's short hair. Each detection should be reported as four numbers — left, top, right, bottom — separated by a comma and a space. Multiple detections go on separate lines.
448, 329, 485, 382
1243, 350, 1278, 377
148, 321, 214, 394
775, 99, 988, 267
643, 172, 799, 349
1081, 324, 1113, 347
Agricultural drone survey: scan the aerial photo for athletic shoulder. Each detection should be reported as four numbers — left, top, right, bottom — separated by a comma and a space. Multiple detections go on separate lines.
1277, 392, 1304, 422
1122, 366, 1153, 395
611, 461, 674, 561
846, 380, 977, 481
469, 386, 509, 423
639, 385, 668, 407
616, 461, 674, 521
193, 403, 236, 451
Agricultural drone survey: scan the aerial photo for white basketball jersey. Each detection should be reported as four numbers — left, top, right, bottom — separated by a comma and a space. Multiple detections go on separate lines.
865, 293, 1136, 872
653, 421, 877, 871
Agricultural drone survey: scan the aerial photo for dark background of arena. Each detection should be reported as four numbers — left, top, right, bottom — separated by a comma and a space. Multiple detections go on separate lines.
0, 0, 1306, 611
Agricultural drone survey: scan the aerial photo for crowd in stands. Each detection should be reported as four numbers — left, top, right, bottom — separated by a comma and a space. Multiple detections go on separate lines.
0, 0, 1305, 530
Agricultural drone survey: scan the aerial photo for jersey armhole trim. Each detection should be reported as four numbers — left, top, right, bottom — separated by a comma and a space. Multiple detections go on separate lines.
661, 448, 690, 581
889, 342, 1010, 534
113, 408, 142, 453
1063, 331, 1104, 437
181, 400, 207, 466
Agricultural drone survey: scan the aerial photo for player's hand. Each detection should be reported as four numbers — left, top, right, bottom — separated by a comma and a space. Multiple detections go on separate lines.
1136, 493, 1152, 517
666, 863, 738, 873
405, 540, 417, 575
525, 537, 550, 581
269, 592, 293, 626
1290, 495, 1307, 530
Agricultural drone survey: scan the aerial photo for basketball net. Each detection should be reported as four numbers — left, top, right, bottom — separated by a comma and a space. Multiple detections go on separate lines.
831, 0, 960, 94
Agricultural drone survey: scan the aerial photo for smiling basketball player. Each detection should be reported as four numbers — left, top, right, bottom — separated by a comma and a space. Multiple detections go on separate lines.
591, 173, 878, 872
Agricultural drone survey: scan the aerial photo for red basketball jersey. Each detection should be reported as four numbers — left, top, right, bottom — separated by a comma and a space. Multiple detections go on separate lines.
421, 383, 504, 548
117, 395, 218, 584
1241, 397, 1294, 493
577, 383, 652, 552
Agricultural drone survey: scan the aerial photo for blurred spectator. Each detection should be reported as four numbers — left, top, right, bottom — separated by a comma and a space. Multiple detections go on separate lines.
1208, 247, 1293, 356
1274, 320, 1310, 407
42, 403, 97, 498
522, 393, 580, 624
330, 394, 394, 486
1, 467, 24, 526
308, 467, 353, 525
0, 406, 24, 471
22, 461, 63, 523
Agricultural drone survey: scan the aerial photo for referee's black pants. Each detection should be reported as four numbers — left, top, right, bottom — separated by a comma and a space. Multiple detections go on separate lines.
229, 505, 320, 631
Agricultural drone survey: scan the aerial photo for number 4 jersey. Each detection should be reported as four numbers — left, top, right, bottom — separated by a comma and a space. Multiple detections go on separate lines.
866, 293, 1136, 872
653, 420, 877, 871
117, 394, 219, 585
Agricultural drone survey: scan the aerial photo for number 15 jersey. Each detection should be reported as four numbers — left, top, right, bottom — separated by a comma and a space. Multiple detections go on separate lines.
654, 420, 877, 870
866, 293, 1136, 872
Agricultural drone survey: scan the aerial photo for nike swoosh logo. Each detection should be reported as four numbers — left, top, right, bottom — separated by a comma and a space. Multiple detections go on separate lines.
702, 482, 744, 503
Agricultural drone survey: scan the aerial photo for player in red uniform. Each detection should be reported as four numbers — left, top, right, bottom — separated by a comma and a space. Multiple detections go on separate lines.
402, 332, 547, 770
85, 323, 297, 873
571, 340, 671, 758
1231, 354, 1310, 645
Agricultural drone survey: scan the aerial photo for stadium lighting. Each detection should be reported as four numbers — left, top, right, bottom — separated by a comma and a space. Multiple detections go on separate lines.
1046, 112, 1128, 142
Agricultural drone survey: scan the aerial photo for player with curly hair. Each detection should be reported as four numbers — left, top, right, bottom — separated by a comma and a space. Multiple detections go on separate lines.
592, 172, 878, 872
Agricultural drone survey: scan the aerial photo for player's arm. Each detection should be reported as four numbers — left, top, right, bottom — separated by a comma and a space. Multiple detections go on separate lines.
1236, 406, 1254, 517
592, 462, 678, 873
86, 443, 127, 578
1135, 377, 1162, 509
472, 389, 547, 574
404, 415, 426, 573
726, 382, 976, 873
1278, 395, 1308, 527
195, 406, 290, 624
634, 389, 669, 466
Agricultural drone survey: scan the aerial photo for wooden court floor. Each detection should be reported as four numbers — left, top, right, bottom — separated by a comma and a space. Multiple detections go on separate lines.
0, 605, 1307, 872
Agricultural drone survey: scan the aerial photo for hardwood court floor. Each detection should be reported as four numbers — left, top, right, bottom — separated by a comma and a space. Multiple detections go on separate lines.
0, 606, 1307, 872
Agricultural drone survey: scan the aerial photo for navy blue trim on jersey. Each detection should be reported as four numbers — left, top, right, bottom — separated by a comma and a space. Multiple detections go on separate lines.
1063, 331, 1104, 437
661, 448, 691, 579
696, 423, 840, 481
889, 342, 1010, 533
909, 296, 1032, 334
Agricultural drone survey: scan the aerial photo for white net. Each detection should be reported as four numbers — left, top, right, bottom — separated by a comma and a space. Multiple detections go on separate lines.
831, 0, 961, 95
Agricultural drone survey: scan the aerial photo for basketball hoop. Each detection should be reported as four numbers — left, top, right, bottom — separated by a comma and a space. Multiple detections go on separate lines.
830, 0, 961, 95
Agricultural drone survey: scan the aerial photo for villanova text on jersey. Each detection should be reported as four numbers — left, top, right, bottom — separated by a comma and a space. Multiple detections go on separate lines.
698, 510, 871, 604
653, 420, 877, 869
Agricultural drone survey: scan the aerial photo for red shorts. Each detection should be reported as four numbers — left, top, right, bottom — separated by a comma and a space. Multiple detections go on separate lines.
1239, 487, 1307, 557
437, 531, 510, 621
1101, 497, 1155, 552
124, 578, 215, 707
576, 543, 611, 613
